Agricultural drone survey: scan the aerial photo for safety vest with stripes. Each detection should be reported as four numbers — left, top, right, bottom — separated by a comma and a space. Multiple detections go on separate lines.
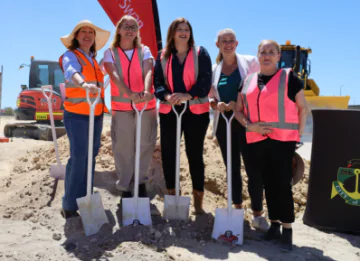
110, 45, 156, 111
159, 46, 209, 114
241, 68, 300, 143
59, 49, 108, 116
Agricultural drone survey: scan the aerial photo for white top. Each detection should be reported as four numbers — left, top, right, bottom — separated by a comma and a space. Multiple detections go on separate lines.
103, 45, 153, 63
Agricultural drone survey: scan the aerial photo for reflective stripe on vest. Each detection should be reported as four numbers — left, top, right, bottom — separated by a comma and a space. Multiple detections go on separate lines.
242, 69, 299, 143
59, 50, 108, 116
159, 46, 209, 114
110, 45, 156, 111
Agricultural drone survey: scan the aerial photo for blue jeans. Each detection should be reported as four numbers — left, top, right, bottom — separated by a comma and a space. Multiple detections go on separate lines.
62, 110, 103, 211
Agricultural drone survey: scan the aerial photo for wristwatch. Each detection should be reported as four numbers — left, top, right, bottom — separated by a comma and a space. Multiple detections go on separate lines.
79, 81, 85, 87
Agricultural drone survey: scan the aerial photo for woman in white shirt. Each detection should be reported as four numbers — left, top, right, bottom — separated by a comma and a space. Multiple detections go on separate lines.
209, 28, 270, 232
103, 15, 157, 201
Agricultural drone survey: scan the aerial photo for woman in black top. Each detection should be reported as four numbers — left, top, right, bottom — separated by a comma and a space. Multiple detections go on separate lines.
235, 40, 308, 252
154, 17, 212, 214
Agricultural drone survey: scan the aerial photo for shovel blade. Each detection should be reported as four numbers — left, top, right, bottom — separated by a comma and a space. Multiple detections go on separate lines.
76, 192, 109, 236
122, 197, 152, 227
212, 208, 244, 245
50, 164, 66, 180
163, 195, 190, 221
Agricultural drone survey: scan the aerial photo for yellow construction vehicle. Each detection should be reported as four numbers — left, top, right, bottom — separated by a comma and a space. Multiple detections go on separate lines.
279, 40, 350, 109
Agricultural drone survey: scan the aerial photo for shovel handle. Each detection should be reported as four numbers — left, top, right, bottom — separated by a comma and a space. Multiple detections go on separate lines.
172, 102, 187, 200
132, 101, 148, 202
41, 85, 53, 101
221, 112, 234, 216
86, 87, 101, 108
41, 85, 61, 168
86, 88, 101, 198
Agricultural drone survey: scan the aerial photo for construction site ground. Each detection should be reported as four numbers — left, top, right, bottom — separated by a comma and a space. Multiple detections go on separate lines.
0, 115, 359, 261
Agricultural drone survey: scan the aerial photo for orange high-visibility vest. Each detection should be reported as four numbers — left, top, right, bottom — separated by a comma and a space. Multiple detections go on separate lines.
110, 45, 156, 111
159, 46, 209, 114
59, 49, 108, 116
241, 68, 300, 143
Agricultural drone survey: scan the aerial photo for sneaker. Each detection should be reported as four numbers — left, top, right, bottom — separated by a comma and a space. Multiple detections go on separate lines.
252, 216, 270, 232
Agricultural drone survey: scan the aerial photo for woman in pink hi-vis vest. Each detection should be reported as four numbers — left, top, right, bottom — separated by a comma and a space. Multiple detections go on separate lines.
104, 15, 157, 201
235, 40, 308, 252
153, 18, 212, 215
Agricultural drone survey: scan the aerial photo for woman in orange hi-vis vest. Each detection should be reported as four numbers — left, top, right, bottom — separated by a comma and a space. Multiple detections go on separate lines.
59, 20, 110, 219
235, 40, 308, 252
154, 18, 212, 214
103, 15, 157, 201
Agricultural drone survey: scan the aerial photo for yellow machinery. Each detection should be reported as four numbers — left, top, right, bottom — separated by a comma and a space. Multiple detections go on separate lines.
279, 40, 350, 109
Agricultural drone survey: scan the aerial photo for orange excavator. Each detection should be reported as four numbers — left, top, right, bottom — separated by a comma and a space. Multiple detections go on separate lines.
4, 56, 66, 140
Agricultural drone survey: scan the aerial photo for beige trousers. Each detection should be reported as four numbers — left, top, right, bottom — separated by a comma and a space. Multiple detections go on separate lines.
111, 109, 157, 191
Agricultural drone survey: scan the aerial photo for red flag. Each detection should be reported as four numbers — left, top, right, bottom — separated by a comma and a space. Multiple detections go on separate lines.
98, 0, 162, 56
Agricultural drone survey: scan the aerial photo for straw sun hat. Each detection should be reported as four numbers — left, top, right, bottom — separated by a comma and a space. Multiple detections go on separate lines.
60, 20, 110, 51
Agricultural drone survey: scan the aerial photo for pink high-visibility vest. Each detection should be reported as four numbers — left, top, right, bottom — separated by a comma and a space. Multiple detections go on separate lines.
241, 68, 300, 143
159, 46, 209, 114
110, 45, 156, 111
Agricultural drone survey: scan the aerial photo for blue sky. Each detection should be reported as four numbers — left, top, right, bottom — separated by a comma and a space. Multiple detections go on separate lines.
0, 0, 359, 108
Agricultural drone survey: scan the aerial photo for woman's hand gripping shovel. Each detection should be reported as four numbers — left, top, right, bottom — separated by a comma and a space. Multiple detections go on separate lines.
212, 112, 244, 245
122, 101, 152, 227
164, 102, 191, 221
41, 85, 66, 180
76, 88, 109, 236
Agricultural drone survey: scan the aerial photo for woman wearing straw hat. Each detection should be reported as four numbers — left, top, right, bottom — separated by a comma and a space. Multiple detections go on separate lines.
103, 15, 157, 200
59, 20, 110, 219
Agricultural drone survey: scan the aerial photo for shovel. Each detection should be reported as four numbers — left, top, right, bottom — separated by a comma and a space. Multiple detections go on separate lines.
212, 112, 244, 245
164, 103, 191, 221
122, 101, 152, 227
41, 85, 66, 180
76, 88, 109, 236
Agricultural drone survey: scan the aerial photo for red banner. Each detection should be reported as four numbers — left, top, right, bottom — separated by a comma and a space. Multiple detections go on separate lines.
98, 0, 162, 57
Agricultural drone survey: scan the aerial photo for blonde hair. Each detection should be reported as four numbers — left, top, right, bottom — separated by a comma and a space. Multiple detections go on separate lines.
257, 40, 280, 54
110, 15, 141, 49
216, 28, 236, 64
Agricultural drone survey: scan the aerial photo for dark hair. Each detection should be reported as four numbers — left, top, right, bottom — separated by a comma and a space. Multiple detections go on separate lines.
68, 28, 97, 57
163, 17, 195, 59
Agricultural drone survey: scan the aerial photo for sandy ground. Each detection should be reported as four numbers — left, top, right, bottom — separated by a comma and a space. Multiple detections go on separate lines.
0, 115, 359, 261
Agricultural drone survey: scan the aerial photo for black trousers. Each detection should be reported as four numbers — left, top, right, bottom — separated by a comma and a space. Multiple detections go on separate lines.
247, 138, 296, 223
217, 112, 265, 210
216, 111, 246, 205
160, 106, 209, 192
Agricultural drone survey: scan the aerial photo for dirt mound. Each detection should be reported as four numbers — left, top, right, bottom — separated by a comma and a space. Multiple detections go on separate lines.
6, 125, 310, 218
0, 125, 310, 260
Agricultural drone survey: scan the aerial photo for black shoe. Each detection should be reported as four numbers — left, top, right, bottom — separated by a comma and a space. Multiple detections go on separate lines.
61, 209, 79, 219
280, 227, 293, 252
121, 191, 132, 198
119, 191, 132, 204
138, 184, 147, 198
263, 222, 281, 241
